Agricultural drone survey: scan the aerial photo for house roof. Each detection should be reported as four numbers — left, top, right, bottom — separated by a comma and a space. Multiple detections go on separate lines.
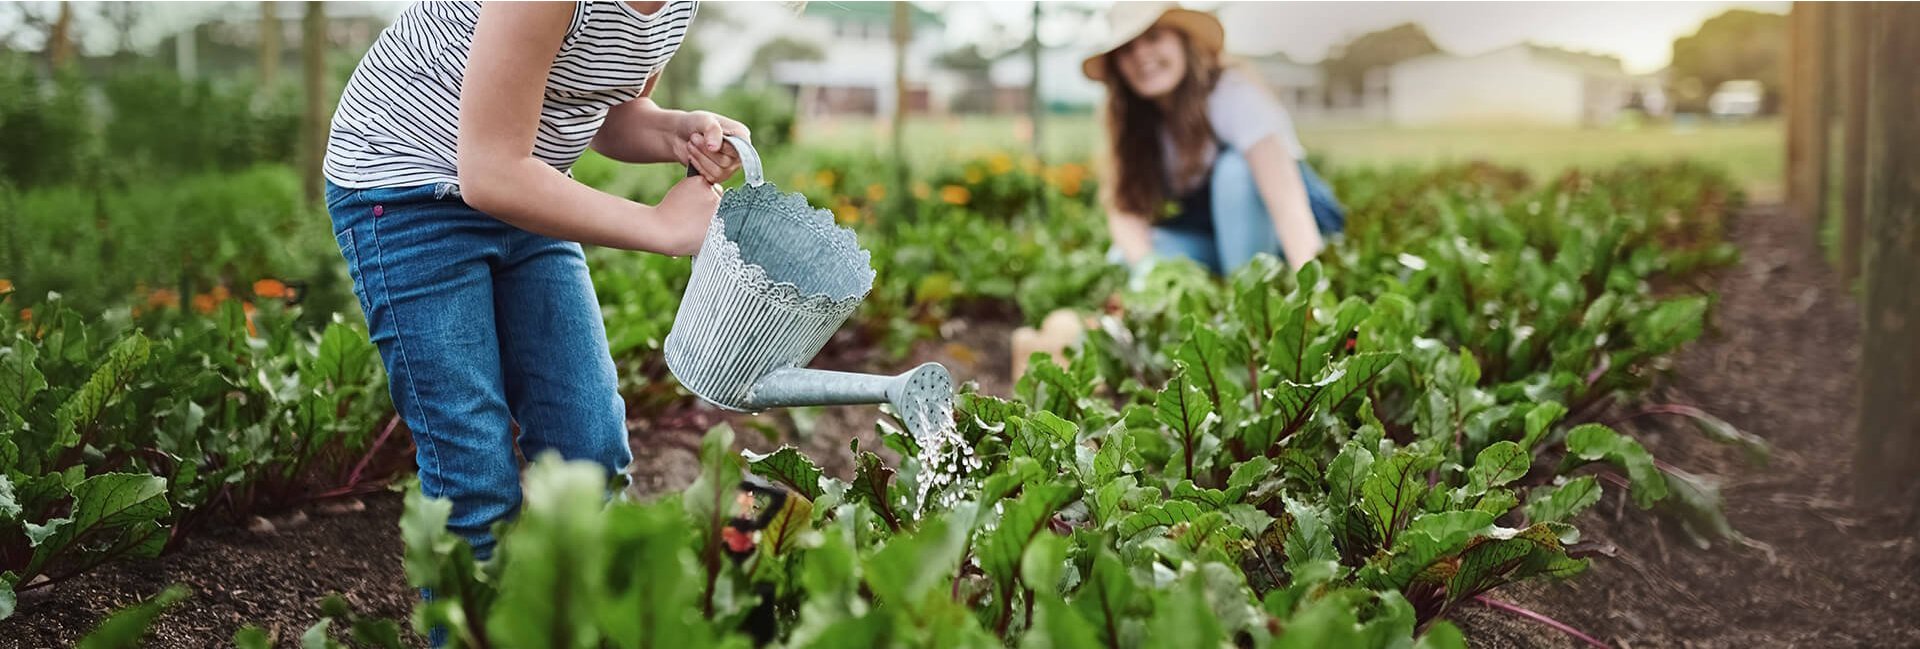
1395, 42, 1627, 79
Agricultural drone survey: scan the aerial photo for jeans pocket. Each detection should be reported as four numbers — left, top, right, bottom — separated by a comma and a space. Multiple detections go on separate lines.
335, 228, 374, 317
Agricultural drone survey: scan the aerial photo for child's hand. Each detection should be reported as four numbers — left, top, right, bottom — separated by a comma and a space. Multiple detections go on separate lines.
676, 111, 750, 184
653, 176, 723, 256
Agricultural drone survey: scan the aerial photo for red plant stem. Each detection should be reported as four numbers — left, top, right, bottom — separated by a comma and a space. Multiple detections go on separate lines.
1471, 595, 1608, 649
346, 414, 401, 487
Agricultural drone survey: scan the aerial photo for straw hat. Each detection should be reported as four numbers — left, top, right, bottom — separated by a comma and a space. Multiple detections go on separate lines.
1080, 2, 1226, 82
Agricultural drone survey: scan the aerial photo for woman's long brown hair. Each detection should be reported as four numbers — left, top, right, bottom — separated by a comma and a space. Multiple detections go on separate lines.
1098, 29, 1222, 219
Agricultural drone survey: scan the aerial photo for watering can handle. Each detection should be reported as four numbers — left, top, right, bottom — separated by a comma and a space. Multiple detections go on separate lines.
684, 134, 765, 187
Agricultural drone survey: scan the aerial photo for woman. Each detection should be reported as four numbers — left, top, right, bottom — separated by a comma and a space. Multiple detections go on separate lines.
323, 0, 745, 560
1084, 3, 1344, 277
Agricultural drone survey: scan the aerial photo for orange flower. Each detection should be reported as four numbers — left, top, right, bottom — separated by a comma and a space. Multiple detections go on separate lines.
0, 278, 14, 295
865, 183, 886, 203
253, 278, 290, 300
912, 181, 931, 200
243, 301, 258, 337
210, 285, 231, 301
940, 185, 971, 206
192, 293, 217, 314
147, 288, 178, 309
19, 307, 31, 322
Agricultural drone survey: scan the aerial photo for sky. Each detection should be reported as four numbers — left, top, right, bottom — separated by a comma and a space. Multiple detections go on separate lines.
933, 1, 1787, 74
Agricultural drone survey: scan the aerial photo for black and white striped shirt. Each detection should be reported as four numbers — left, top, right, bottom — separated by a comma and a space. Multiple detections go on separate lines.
324, 1, 697, 189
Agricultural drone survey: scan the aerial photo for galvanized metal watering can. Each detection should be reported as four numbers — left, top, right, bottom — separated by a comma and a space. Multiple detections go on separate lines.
663, 136, 955, 436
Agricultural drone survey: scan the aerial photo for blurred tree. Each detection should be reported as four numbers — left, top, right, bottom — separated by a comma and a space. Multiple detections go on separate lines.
656, 3, 731, 107
1322, 23, 1439, 106
742, 36, 824, 88
259, 2, 279, 86
48, 2, 72, 67
302, 1, 326, 203
1669, 9, 1787, 114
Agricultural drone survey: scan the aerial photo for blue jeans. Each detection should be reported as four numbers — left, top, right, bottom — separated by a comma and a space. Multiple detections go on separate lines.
1149, 150, 1346, 276
325, 181, 631, 560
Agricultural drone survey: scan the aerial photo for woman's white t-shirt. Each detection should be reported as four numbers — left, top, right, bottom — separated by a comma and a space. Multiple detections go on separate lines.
1162, 68, 1307, 191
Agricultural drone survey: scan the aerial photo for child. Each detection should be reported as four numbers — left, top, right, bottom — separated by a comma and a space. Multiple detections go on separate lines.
323, 0, 740, 559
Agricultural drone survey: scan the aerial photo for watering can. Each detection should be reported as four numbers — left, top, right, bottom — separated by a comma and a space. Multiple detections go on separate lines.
663, 136, 956, 440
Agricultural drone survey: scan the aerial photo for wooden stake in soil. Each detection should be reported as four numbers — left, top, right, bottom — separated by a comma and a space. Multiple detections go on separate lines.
1838, 2, 1871, 285
1855, 3, 1920, 507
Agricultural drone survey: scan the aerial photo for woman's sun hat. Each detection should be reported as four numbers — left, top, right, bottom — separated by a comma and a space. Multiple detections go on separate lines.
1080, 1, 1226, 82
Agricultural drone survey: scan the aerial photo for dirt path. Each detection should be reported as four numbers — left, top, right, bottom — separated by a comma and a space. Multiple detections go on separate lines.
1459, 206, 1920, 647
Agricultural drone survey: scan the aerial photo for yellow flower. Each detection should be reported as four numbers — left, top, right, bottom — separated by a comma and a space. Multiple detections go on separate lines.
913, 182, 931, 200
833, 199, 861, 225
815, 169, 838, 189
987, 153, 1013, 176
964, 168, 984, 184
940, 185, 971, 206
866, 183, 887, 203
1021, 156, 1040, 175
0, 278, 11, 295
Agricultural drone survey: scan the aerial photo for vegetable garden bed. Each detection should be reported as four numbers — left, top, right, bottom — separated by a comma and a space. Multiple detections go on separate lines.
5, 158, 1914, 648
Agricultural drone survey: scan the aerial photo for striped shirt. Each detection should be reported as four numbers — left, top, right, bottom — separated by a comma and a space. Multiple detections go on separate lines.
324, 1, 698, 189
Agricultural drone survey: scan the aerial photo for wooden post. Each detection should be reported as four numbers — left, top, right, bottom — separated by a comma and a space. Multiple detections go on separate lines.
48, 2, 73, 68
1786, 2, 1831, 224
1028, 0, 1044, 162
1855, 3, 1920, 506
260, 2, 281, 87
302, 2, 328, 204
1838, 2, 1870, 285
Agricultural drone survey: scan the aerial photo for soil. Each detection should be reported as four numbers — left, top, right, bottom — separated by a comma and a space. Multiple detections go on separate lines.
1456, 206, 1920, 647
12, 207, 1918, 648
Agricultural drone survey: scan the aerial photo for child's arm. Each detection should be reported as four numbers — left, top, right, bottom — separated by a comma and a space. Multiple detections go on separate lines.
593, 90, 750, 185
457, 2, 717, 256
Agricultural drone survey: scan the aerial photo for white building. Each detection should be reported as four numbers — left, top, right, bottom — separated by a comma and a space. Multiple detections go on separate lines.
1386, 43, 1635, 127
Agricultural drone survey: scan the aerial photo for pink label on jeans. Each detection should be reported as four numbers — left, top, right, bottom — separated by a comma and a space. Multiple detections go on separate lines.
373, 205, 384, 217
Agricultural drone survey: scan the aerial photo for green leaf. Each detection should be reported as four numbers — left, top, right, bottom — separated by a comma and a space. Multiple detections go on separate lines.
1156, 366, 1218, 482
0, 474, 19, 522
1415, 621, 1469, 649
1170, 480, 1228, 509
1146, 569, 1224, 649
1263, 300, 1313, 387
1326, 442, 1373, 510
1520, 402, 1568, 451
0, 339, 45, 431
849, 451, 905, 531
1561, 424, 1667, 507
1280, 497, 1338, 572
1526, 475, 1601, 524
1119, 499, 1207, 540
1224, 456, 1274, 502
1660, 465, 1742, 548
488, 456, 614, 649
77, 584, 188, 649
1466, 441, 1529, 494
1068, 551, 1146, 648
25, 473, 170, 576
52, 333, 151, 452
1361, 452, 1433, 546
865, 507, 972, 607
1176, 316, 1249, 419
232, 626, 271, 649
1629, 296, 1708, 354
1020, 533, 1070, 596
300, 619, 338, 649
0, 581, 13, 621
745, 446, 826, 501
981, 483, 1078, 602
599, 498, 726, 649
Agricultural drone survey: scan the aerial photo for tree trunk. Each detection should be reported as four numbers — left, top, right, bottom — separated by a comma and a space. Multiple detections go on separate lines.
891, 1, 912, 225
1855, 3, 1920, 508
48, 2, 73, 68
1028, 0, 1043, 161
260, 2, 281, 87
1839, 2, 1871, 285
302, 2, 329, 204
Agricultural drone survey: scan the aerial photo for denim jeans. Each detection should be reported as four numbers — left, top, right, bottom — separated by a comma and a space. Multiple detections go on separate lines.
1148, 149, 1346, 276
324, 181, 632, 561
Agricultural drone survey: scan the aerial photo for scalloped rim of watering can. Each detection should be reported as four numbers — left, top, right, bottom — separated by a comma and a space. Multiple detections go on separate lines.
699, 181, 877, 316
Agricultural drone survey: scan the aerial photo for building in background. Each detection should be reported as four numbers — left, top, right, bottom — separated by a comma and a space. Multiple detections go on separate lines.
1386, 43, 1636, 127
761, 2, 947, 118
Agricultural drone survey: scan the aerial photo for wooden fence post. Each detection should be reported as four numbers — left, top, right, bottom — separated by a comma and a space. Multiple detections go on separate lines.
1855, 2, 1920, 508
1838, 2, 1870, 285
301, 2, 328, 205
1786, 2, 1831, 224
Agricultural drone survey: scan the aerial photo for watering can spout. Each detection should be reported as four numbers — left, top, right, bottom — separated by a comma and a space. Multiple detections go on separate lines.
738, 362, 954, 413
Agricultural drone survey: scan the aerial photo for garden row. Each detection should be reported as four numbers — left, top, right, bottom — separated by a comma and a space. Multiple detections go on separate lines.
67, 157, 1755, 647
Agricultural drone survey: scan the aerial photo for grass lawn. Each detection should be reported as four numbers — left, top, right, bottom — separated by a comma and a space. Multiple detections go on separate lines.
790, 115, 1783, 201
